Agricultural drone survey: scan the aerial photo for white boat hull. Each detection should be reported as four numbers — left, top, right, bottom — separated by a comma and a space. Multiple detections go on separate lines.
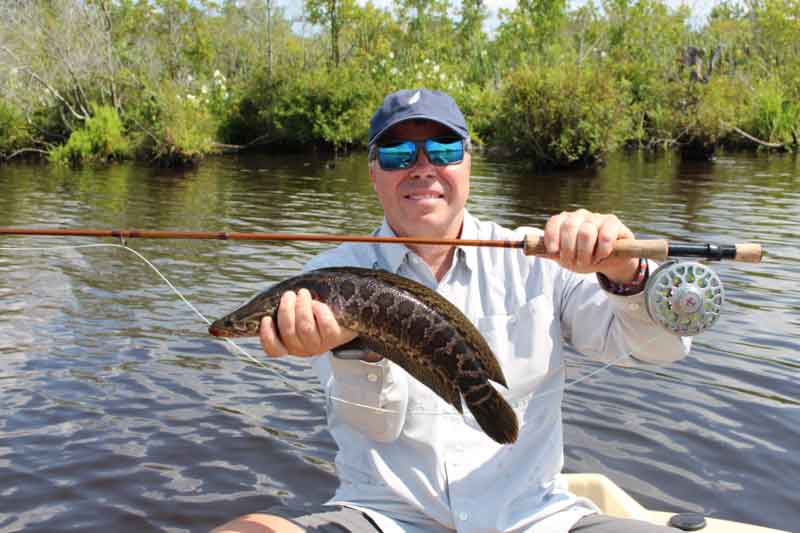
565, 474, 788, 533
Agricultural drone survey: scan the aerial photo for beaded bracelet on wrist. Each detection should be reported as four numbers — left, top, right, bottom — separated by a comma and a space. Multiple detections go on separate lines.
596, 257, 649, 296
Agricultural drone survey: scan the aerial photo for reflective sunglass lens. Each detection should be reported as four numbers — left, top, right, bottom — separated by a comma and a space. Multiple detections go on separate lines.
378, 141, 417, 170
425, 138, 464, 165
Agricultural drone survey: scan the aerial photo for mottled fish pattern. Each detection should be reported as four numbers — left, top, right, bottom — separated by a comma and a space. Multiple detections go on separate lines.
209, 267, 519, 444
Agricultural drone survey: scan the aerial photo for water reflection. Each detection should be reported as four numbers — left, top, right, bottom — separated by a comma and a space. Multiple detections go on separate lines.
0, 151, 798, 531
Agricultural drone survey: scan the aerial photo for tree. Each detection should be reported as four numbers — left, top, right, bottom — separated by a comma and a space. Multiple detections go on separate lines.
306, 0, 357, 68
456, 0, 491, 82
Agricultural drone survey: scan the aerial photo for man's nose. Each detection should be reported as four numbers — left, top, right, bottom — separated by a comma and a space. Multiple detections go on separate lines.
409, 149, 435, 177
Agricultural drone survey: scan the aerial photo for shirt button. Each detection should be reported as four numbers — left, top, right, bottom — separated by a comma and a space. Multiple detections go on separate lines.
628, 303, 640, 311
367, 373, 378, 383
459, 512, 469, 521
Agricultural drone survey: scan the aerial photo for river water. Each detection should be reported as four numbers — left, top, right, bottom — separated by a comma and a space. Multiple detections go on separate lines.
0, 152, 797, 532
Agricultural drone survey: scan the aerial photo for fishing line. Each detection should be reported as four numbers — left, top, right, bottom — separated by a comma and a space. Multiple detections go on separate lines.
0, 241, 655, 417
0, 242, 306, 396
324, 347, 644, 416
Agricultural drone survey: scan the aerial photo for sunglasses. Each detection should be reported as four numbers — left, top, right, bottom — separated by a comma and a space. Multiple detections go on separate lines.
370, 136, 469, 171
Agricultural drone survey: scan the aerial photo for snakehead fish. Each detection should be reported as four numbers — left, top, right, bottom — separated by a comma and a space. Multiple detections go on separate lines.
209, 267, 519, 444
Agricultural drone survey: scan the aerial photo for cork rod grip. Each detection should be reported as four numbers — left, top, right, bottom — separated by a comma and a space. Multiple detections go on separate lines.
523, 235, 764, 262
734, 243, 763, 263
523, 234, 670, 260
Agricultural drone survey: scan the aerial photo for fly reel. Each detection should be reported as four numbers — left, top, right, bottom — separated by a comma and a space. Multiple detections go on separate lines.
645, 261, 724, 336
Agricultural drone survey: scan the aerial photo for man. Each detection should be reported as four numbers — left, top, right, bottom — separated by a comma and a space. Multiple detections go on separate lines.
215, 89, 690, 532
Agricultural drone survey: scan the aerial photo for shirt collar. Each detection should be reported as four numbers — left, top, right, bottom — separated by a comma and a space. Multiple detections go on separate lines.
373, 210, 478, 274
374, 219, 411, 273
458, 210, 479, 273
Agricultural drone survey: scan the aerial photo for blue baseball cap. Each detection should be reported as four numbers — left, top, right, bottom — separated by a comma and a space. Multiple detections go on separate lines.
368, 89, 469, 146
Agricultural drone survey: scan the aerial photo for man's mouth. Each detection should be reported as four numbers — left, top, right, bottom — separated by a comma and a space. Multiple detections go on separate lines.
405, 193, 444, 200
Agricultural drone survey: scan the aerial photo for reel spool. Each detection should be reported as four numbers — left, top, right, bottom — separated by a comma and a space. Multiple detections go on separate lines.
645, 261, 724, 336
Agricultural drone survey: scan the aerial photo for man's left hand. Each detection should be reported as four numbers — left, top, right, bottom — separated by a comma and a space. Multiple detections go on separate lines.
543, 209, 640, 283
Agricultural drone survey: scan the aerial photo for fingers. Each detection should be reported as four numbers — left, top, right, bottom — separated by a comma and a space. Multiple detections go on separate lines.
293, 289, 321, 351
260, 315, 288, 357
259, 289, 356, 358
312, 300, 343, 343
544, 210, 633, 273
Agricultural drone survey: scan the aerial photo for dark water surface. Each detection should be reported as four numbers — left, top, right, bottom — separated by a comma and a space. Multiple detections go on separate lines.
0, 152, 797, 532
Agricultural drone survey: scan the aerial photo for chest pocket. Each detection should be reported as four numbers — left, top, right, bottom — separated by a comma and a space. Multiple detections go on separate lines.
477, 295, 561, 400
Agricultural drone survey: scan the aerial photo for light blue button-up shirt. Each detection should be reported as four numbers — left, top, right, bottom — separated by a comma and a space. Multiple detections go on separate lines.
305, 211, 691, 533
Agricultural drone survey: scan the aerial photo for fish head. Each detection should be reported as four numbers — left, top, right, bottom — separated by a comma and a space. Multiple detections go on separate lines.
208, 291, 280, 338
208, 315, 263, 337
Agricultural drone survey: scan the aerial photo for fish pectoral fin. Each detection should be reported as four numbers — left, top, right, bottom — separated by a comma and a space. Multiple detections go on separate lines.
334, 337, 368, 351
331, 337, 372, 360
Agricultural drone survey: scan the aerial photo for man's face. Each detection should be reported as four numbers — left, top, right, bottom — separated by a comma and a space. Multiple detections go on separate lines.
369, 120, 471, 238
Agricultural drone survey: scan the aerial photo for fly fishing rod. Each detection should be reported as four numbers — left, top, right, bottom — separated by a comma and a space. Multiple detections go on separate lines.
0, 227, 763, 262
0, 226, 764, 336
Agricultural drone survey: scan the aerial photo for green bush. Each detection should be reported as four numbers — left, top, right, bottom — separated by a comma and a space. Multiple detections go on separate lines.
453, 83, 502, 145
49, 105, 130, 166
135, 82, 218, 166
740, 76, 799, 149
494, 63, 631, 168
0, 100, 32, 158
659, 76, 748, 157
224, 63, 387, 151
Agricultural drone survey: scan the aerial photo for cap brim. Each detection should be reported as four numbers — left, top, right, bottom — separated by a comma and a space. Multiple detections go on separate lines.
369, 114, 468, 146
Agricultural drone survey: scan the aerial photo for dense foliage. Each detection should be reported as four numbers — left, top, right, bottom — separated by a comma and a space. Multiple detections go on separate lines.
1, 0, 798, 167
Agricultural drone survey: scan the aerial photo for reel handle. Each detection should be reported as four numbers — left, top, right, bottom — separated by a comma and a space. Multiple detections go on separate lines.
523, 236, 763, 263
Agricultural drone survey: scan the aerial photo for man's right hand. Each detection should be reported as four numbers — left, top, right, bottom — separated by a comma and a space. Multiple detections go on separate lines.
259, 288, 357, 357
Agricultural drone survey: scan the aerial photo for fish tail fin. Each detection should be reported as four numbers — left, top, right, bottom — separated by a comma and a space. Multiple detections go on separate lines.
464, 384, 519, 444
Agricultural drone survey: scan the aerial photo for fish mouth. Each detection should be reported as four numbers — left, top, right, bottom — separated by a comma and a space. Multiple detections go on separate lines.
208, 324, 221, 336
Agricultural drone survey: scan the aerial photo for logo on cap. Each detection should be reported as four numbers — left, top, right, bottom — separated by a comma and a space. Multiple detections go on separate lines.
408, 91, 421, 105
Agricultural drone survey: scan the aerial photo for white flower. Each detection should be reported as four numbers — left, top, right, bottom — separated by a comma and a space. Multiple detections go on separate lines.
214, 69, 222, 78
186, 94, 197, 104
390, 67, 399, 76
439, 72, 446, 80
416, 71, 423, 80
388, 51, 394, 59
433, 64, 440, 73
187, 74, 194, 83
201, 84, 209, 94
